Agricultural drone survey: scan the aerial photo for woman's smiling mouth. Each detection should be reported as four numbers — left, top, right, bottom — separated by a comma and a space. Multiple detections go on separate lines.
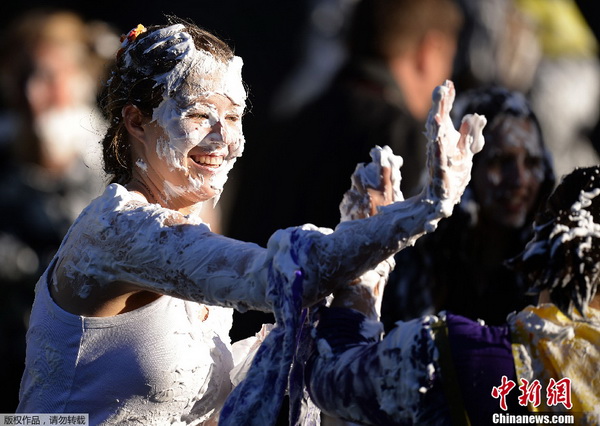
190, 154, 224, 168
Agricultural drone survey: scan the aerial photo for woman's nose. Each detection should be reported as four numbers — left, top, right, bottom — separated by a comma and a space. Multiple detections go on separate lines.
504, 159, 527, 187
207, 120, 224, 142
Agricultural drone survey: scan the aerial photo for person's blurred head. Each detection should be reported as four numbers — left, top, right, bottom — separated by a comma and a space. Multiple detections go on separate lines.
346, 0, 463, 119
510, 165, 600, 318
0, 9, 118, 172
100, 17, 247, 210
452, 86, 555, 229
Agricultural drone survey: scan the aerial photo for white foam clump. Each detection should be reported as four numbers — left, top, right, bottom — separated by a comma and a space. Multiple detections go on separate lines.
552, 188, 600, 255
519, 187, 600, 272
356, 145, 403, 202
340, 145, 404, 222
309, 313, 439, 423
143, 24, 246, 106
376, 315, 439, 420
508, 308, 575, 382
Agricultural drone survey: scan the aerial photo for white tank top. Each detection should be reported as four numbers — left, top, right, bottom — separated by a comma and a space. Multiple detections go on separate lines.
18, 263, 235, 425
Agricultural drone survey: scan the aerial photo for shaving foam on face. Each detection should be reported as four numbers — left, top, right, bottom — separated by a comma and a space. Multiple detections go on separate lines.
127, 24, 247, 210
150, 94, 245, 206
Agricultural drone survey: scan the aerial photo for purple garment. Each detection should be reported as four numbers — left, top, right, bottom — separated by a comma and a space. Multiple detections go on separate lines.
306, 308, 529, 425
306, 307, 451, 425
445, 313, 528, 424
220, 227, 321, 426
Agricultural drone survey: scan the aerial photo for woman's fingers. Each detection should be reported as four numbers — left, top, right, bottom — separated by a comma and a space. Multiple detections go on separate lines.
424, 80, 486, 212
366, 166, 393, 216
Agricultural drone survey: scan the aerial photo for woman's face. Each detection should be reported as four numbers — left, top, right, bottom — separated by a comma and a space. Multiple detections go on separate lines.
135, 74, 245, 210
471, 114, 545, 228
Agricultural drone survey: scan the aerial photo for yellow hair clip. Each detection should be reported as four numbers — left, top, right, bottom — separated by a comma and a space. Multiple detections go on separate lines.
120, 24, 147, 45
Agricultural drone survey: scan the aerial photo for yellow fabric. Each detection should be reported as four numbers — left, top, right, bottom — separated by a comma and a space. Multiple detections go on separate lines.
510, 304, 600, 423
514, 0, 597, 58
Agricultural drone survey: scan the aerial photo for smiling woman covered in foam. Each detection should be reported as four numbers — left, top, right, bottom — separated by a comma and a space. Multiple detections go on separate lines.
16, 16, 485, 425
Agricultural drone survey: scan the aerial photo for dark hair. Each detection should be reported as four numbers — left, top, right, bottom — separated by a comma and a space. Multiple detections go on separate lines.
452, 85, 556, 224
346, 0, 463, 61
510, 165, 600, 318
452, 85, 541, 135
98, 16, 236, 184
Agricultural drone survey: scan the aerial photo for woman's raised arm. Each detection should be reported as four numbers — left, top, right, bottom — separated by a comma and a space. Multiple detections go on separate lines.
300, 80, 486, 305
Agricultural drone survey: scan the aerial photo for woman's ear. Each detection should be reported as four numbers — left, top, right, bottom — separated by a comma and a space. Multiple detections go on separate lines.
122, 105, 148, 144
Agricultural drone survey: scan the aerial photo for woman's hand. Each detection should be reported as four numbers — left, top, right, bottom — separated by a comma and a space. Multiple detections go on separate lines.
335, 145, 402, 319
422, 80, 486, 217
339, 145, 403, 221
309, 80, 485, 313
330, 81, 485, 320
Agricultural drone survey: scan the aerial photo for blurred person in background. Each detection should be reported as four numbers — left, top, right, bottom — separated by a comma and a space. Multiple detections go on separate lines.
0, 8, 119, 411
227, 0, 464, 343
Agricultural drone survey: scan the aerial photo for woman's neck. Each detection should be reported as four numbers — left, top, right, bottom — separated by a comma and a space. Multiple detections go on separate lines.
126, 177, 161, 205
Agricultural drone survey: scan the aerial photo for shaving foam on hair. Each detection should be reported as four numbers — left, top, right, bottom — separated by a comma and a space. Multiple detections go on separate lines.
137, 24, 246, 107
550, 188, 600, 255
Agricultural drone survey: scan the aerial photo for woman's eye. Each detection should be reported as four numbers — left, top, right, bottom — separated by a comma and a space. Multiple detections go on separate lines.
487, 156, 503, 168
226, 115, 240, 123
189, 113, 209, 119
525, 156, 542, 169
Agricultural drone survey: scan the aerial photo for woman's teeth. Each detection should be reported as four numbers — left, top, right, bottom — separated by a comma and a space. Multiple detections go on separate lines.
192, 155, 224, 167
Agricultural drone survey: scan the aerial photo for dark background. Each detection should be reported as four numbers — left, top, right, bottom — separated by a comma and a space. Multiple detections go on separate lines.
0, 0, 312, 187
1, 1, 311, 107
2, 0, 599, 216
2, 0, 594, 182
